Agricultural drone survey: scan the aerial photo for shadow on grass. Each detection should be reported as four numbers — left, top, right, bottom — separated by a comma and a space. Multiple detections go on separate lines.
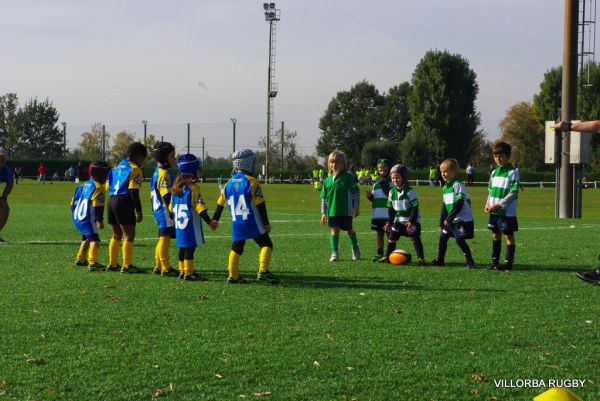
510, 264, 593, 273
276, 272, 507, 293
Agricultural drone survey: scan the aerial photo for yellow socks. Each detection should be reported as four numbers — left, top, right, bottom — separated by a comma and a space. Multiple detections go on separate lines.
88, 242, 99, 265
158, 236, 172, 271
122, 240, 133, 267
228, 251, 241, 279
259, 247, 272, 273
183, 259, 194, 276
76, 247, 86, 263
109, 238, 120, 267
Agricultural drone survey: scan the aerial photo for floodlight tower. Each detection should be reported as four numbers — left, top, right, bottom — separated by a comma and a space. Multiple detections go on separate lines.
263, 2, 280, 182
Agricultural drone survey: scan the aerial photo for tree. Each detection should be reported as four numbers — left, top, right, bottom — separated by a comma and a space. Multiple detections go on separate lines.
0, 93, 18, 149
499, 102, 545, 170
400, 128, 443, 169
408, 50, 480, 166
259, 128, 301, 172
110, 130, 137, 163
78, 123, 110, 161
317, 80, 384, 163
361, 140, 401, 167
533, 66, 562, 123
6, 98, 64, 158
381, 82, 411, 143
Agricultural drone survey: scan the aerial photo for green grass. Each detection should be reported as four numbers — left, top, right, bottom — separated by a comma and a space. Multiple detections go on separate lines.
0, 179, 599, 401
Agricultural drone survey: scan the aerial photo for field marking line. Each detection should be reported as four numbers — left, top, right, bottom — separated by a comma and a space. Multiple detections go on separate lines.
6, 224, 600, 245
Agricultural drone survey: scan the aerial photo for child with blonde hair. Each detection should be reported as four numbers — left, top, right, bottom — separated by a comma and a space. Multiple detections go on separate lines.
430, 158, 476, 268
320, 150, 360, 261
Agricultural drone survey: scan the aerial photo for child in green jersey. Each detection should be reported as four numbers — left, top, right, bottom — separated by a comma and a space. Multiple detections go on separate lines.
320, 150, 360, 262
430, 158, 476, 268
485, 142, 519, 271
379, 164, 425, 265
366, 159, 392, 261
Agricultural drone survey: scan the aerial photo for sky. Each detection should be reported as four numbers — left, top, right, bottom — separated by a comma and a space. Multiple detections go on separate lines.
0, 0, 577, 158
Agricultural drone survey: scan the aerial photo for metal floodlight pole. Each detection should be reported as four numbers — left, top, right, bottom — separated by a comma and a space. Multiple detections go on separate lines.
102, 125, 106, 162
61, 122, 67, 155
187, 123, 190, 154
231, 118, 237, 153
264, 2, 280, 183
559, 0, 579, 218
142, 120, 147, 144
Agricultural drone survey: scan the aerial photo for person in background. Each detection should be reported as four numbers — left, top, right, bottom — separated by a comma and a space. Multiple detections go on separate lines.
37, 162, 47, 184
0, 148, 14, 242
466, 163, 475, 186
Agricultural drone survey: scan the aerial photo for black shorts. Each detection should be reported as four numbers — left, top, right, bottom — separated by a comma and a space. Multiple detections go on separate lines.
328, 216, 353, 231
81, 233, 100, 242
389, 221, 421, 241
158, 226, 176, 238
441, 221, 474, 240
370, 220, 387, 233
108, 195, 136, 226
231, 233, 273, 255
487, 215, 519, 235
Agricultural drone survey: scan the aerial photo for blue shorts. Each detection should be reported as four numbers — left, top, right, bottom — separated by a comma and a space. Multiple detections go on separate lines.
441, 221, 474, 240
487, 215, 518, 235
390, 221, 421, 241
328, 216, 353, 231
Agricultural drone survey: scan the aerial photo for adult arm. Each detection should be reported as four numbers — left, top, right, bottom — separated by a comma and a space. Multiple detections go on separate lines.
554, 120, 600, 133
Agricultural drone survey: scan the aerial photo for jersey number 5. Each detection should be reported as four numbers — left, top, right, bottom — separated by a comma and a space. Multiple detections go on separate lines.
227, 195, 249, 221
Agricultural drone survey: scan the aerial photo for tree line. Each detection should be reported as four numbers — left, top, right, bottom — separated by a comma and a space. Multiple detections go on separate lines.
6, 49, 600, 172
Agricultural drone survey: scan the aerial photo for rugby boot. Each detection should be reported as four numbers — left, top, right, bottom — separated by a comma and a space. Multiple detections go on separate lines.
257, 270, 280, 284
87, 262, 105, 272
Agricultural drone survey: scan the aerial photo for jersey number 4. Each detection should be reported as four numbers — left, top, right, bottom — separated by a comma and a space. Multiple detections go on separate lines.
227, 195, 249, 221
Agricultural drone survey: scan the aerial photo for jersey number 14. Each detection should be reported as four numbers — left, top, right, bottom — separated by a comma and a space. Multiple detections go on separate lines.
227, 195, 250, 221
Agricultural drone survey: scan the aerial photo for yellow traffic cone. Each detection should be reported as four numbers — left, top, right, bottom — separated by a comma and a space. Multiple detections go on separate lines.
534, 387, 583, 401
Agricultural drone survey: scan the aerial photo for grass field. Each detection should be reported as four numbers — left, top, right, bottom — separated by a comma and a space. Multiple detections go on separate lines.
0, 179, 599, 401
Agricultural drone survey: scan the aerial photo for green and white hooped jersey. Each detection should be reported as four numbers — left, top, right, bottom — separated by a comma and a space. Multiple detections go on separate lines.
370, 177, 391, 221
487, 163, 519, 217
387, 185, 420, 223
442, 178, 473, 223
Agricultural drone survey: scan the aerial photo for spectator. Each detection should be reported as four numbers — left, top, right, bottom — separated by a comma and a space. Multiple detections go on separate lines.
0, 148, 14, 242
581, 176, 589, 189
466, 163, 475, 186
37, 162, 47, 184
13, 166, 21, 184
